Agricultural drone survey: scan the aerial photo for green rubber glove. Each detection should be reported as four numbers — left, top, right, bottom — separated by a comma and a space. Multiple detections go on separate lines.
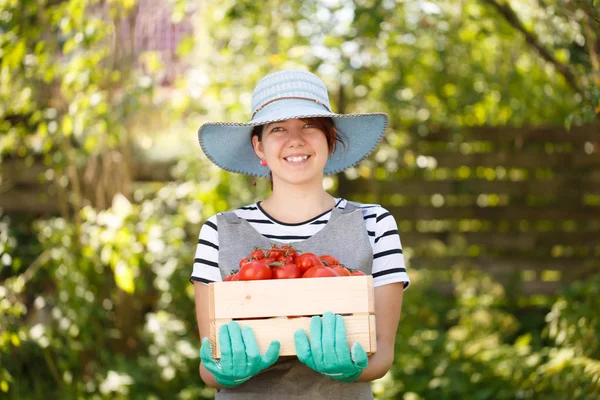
200, 321, 280, 388
294, 312, 369, 382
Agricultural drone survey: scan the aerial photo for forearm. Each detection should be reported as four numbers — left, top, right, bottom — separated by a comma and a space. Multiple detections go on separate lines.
355, 343, 393, 382
354, 282, 404, 382
199, 361, 225, 389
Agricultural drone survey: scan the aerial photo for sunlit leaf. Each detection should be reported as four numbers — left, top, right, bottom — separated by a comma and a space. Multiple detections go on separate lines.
61, 115, 73, 137
114, 260, 135, 294
176, 36, 195, 57
5, 40, 26, 68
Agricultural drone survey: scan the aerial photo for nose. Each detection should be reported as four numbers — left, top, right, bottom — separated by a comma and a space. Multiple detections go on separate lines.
285, 126, 305, 146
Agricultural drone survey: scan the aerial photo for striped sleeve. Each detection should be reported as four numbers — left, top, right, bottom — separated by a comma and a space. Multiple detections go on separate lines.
190, 215, 222, 285
369, 206, 410, 290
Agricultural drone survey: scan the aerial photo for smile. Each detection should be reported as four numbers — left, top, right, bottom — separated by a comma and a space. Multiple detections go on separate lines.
284, 155, 309, 163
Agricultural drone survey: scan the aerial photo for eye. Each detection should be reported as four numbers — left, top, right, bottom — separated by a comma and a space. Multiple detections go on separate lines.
270, 126, 284, 133
303, 123, 316, 129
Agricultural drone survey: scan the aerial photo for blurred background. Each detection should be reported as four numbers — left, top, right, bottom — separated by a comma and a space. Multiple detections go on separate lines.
1, 0, 599, 398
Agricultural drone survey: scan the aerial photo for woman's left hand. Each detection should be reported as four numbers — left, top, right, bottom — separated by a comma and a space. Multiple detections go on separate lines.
294, 312, 368, 382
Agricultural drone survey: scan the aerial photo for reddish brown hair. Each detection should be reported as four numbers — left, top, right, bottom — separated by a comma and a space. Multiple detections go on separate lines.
251, 117, 346, 155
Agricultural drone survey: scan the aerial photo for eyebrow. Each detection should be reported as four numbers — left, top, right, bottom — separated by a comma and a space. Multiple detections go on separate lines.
265, 119, 310, 130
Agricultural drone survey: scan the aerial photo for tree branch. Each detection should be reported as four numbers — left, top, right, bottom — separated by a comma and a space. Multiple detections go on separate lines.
480, 0, 584, 94
582, 14, 599, 74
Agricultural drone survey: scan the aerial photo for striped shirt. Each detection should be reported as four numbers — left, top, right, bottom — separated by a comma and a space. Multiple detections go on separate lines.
191, 198, 410, 289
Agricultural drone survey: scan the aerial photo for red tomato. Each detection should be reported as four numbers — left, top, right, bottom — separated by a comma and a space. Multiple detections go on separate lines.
319, 254, 340, 266
239, 261, 272, 280
350, 269, 366, 276
250, 248, 265, 260
262, 257, 277, 266
330, 265, 351, 276
281, 244, 300, 259
302, 266, 339, 278
224, 271, 240, 281
272, 263, 302, 279
281, 255, 295, 264
267, 246, 285, 261
295, 253, 324, 273
239, 256, 252, 268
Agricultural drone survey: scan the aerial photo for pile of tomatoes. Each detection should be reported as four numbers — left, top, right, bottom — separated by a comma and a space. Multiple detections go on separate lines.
223, 244, 366, 281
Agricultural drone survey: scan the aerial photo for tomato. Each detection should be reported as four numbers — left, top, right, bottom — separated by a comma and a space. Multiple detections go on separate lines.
330, 265, 351, 276
319, 254, 340, 266
281, 255, 296, 264
302, 265, 339, 278
239, 261, 272, 280
350, 269, 366, 276
271, 263, 302, 279
262, 257, 277, 266
224, 271, 240, 281
295, 252, 324, 272
239, 256, 252, 268
281, 244, 300, 260
267, 245, 285, 261
250, 248, 265, 260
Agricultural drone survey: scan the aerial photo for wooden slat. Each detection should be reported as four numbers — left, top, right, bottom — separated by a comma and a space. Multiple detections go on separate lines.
133, 159, 176, 182
345, 177, 600, 196
1, 157, 177, 185
369, 314, 377, 354
432, 280, 564, 296
516, 281, 564, 295
400, 231, 600, 250
213, 314, 373, 358
0, 187, 57, 214
211, 276, 372, 319
409, 256, 599, 273
417, 152, 600, 169
387, 205, 600, 220
419, 123, 600, 143
0, 159, 47, 185
367, 276, 375, 314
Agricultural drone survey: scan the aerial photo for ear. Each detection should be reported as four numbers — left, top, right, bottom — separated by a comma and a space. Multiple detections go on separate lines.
251, 134, 265, 160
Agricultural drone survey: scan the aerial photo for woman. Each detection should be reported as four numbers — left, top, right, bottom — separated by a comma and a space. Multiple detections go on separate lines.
191, 70, 410, 399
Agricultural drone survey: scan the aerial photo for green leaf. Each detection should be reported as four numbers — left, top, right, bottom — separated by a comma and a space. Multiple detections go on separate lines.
5, 39, 26, 68
114, 260, 135, 294
564, 113, 574, 132
61, 115, 73, 137
176, 36, 195, 57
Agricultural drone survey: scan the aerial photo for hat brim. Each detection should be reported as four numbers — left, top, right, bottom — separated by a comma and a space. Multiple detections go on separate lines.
198, 99, 388, 178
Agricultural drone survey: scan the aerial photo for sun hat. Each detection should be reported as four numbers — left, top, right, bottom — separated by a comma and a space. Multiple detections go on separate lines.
197, 69, 388, 177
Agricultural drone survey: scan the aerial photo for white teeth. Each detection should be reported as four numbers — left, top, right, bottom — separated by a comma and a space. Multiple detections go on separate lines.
286, 155, 308, 162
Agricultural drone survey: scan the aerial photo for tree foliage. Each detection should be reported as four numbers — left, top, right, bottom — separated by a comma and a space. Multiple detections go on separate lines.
1, 0, 599, 398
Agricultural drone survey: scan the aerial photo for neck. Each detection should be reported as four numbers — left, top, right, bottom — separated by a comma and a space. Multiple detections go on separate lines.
261, 179, 336, 224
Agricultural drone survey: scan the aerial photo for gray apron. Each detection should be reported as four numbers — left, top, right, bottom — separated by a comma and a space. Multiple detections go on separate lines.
215, 201, 375, 400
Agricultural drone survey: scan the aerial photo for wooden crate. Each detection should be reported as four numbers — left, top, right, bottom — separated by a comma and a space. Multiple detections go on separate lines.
208, 275, 376, 358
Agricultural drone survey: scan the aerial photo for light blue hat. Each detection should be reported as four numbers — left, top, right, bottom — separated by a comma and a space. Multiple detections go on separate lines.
197, 70, 388, 177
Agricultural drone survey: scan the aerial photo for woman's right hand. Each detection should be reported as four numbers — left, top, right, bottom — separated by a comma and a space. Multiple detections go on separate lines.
200, 321, 280, 388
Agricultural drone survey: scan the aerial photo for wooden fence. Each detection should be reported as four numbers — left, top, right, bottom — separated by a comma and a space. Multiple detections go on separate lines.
2, 123, 599, 294
337, 123, 600, 295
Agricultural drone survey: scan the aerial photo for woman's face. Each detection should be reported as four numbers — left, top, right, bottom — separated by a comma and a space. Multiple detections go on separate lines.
252, 118, 330, 186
